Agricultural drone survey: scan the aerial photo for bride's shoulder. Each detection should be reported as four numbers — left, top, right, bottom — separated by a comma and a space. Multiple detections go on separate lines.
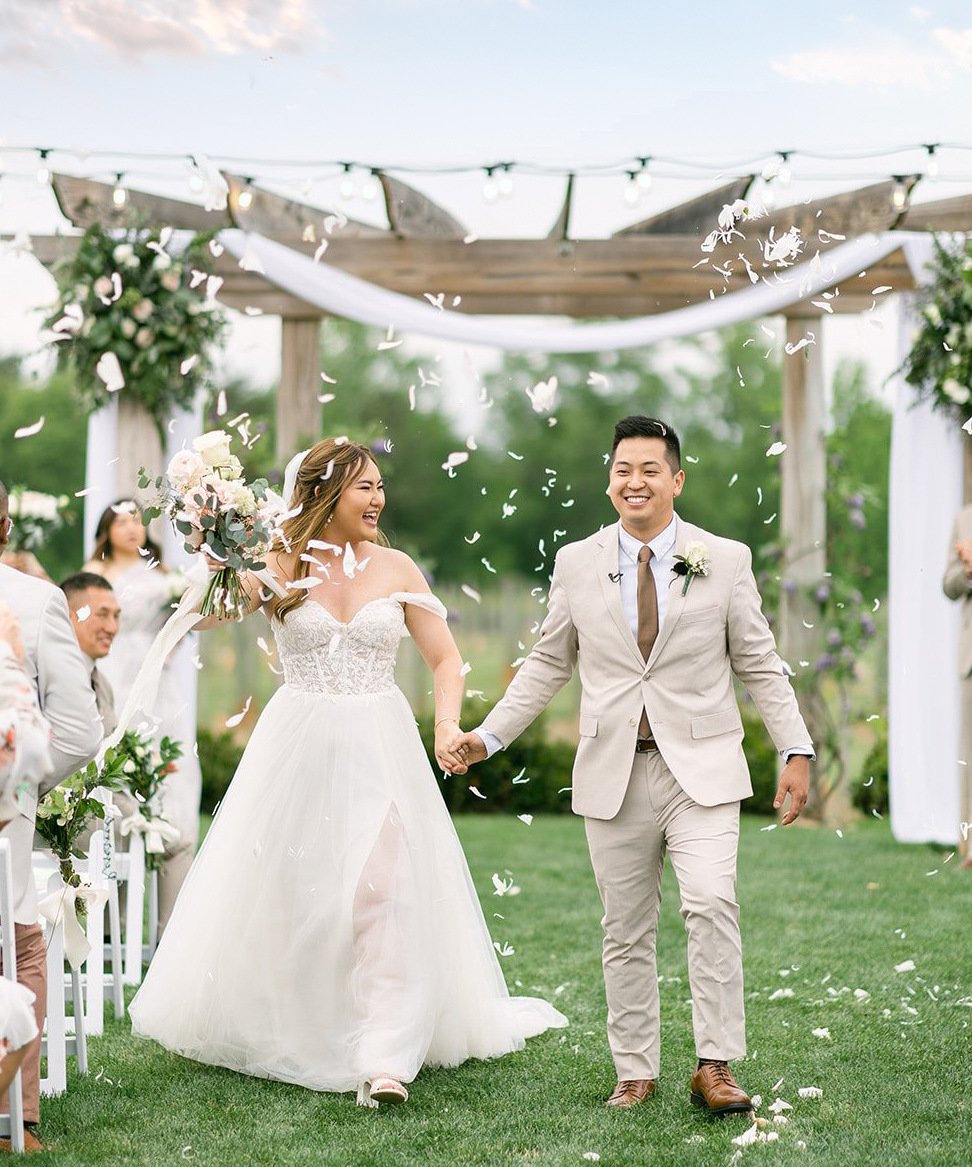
374, 546, 428, 590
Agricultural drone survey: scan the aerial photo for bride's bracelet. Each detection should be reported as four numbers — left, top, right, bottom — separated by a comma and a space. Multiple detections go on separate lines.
434, 717, 460, 730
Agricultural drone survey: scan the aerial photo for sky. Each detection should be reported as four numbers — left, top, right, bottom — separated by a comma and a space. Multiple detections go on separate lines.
1, 0, 971, 395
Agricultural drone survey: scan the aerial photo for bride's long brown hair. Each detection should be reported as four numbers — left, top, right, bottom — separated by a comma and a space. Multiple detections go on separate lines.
269, 438, 388, 623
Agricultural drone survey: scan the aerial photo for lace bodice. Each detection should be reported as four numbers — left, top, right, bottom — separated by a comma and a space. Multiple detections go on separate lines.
271, 593, 446, 697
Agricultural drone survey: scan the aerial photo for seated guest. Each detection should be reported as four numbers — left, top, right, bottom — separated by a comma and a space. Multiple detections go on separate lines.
59, 573, 121, 740
0, 481, 102, 1153
0, 601, 51, 1152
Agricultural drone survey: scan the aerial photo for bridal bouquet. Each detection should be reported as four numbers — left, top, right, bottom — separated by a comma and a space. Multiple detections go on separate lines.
140, 429, 279, 621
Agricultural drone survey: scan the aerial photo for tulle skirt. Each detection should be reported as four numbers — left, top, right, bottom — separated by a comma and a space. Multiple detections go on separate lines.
129, 684, 567, 1092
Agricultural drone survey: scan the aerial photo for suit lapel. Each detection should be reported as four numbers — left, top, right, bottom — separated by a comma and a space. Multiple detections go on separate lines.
594, 531, 644, 666
647, 514, 693, 666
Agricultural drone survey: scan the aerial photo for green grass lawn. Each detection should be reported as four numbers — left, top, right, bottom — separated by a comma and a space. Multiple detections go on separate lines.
38, 817, 968, 1167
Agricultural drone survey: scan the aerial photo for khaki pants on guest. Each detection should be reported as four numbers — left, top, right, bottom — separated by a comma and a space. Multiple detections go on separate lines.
584, 751, 745, 1081
0, 923, 47, 1125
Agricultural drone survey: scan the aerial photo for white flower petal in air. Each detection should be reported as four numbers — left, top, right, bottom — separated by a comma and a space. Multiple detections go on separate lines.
461, 584, 482, 604
526, 376, 558, 413
96, 351, 125, 393
766, 441, 787, 457
768, 1098, 792, 1113
894, 960, 916, 973
225, 696, 252, 729
14, 416, 46, 439
517, 814, 533, 826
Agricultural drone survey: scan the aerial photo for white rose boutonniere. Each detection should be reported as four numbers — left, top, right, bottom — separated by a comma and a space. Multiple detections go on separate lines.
672, 541, 711, 596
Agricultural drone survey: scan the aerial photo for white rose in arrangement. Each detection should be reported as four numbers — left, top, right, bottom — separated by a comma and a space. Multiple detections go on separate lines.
132, 299, 154, 322
211, 478, 256, 516
135, 327, 154, 349
193, 430, 233, 468
120, 318, 137, 339
922, 303, 942, 327
160, 270, 182, 293
166, 449, 206, 491
943, 379, 971, 405
93, 276, 114, 300
152, 252, 173, 272
112, 243, 139, 269
8, 490, 63, 521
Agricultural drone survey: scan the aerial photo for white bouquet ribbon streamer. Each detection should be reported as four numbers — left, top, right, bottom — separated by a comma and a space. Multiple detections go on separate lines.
119, 810, 181, 854
102, 567, 287, 754
38, 884, 110, 971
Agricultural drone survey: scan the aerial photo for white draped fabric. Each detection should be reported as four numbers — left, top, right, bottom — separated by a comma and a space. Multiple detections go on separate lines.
81, 228, 962, 842
888, 236, 963, 844
218, 229, 910, 354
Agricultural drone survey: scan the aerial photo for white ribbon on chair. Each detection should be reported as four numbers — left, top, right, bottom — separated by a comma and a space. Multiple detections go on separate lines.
118, 811, 181, 855
38, 884, 110, 971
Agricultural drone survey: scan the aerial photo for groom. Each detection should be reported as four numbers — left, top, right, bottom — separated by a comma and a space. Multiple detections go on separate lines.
453, 416, 812, 1114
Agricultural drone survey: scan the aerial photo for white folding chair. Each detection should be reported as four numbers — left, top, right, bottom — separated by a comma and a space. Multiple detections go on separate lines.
37, 871, 88, 1097
0, 839, 26, 1154
83, 828, 124, 1032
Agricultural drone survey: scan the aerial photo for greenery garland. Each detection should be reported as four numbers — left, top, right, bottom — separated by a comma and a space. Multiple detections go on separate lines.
44, 221, 228, 433
900, 236, 972, 421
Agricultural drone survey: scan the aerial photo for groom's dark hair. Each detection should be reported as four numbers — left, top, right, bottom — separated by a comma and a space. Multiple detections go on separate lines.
611, 416, 681, 473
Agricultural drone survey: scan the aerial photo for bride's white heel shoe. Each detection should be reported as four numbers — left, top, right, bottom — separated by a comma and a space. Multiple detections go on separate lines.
367, 1076, 409, 1104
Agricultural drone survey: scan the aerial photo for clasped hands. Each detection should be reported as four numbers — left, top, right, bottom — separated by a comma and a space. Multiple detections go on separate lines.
435, 724, 486, 775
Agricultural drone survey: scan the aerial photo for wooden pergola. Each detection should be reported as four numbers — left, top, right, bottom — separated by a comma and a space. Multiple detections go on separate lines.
29, 169, 972, 684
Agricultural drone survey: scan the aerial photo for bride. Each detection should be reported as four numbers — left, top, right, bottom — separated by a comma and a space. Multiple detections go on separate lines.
129, 437, 567, 1105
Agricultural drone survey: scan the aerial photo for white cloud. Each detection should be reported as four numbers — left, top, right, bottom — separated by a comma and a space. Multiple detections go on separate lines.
931, 25, 972, 68
772, 27, 972, 88
909, 5, 931, 22
0, 0, 325, 66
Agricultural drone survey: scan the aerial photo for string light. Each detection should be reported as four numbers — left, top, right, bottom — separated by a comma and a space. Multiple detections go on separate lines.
777, 150, 792, 186
36, 148, 51, 185
111, 173, 127, 206
236, 179, 254, 209
623, 171, 641, 207
891, 176, 911, 211
482, 166, 499, 204
635, 156, 652, 191
338, 162, 355, 201
497, 163, 514, 198
360, 168, 380, 202
924, 143, 940, 178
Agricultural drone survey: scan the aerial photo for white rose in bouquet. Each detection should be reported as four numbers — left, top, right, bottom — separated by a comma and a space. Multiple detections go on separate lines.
166, 449, 206, 492
193, 429, 233, 469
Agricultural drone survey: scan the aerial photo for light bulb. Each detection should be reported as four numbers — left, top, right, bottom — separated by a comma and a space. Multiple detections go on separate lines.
339, 175, 355, 200
926, 146, 939, 178
636, 168, 652, 191
188, 173, 204, 193
891, 178, 909, 211
482, 174, 499, 203
623, 174, 640, 206
112, 182, 127, 207
498, 170, 514, 198
237, 188, 253, 209
361, 175, 379, 201
36, 165, 51, 185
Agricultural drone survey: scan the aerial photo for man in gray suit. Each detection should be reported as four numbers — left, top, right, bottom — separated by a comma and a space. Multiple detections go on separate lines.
943, 503, 972, 868
449, 417, 812, 1116
0, 481, 102, 1150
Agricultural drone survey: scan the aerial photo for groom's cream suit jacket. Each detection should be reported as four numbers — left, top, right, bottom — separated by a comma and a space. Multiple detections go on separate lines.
0, 562, 102, 922
482, 516, 810, 819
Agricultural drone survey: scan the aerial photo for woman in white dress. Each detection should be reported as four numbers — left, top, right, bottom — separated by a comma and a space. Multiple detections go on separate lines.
129, 438, 567, 1105
83, 501, 202, 929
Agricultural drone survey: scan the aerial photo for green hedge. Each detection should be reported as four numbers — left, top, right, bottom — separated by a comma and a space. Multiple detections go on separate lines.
851, 726, 889, 816
198, 705, 783, 817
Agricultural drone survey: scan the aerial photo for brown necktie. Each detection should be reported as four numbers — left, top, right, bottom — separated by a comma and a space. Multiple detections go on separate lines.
91, 665, 118, 740
636, 546, 657, 736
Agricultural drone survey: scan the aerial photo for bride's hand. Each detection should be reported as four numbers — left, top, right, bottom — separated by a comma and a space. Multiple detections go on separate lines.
435, 721, 470, 775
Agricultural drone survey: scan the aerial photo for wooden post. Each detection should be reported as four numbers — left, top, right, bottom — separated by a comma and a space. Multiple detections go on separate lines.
276, 318, 322, 465
117, 395, 163, 497
779, 315, 827, 659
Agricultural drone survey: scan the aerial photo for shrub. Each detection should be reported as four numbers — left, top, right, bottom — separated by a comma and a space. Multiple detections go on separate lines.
852, 726, 889, 816
739, 704, 781, 815
197, 726, 245, 814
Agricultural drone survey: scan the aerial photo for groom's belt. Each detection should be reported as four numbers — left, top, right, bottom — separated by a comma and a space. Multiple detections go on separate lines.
635, 736, 658, 753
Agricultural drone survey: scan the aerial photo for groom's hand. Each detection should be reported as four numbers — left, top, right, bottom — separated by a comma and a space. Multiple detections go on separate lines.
774, 756, 810, 825
436, 730, 487, 775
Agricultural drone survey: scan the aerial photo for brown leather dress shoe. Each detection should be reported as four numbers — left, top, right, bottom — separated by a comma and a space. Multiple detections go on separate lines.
689, 1062, 752, 1116
605, 1079, 656, 1108
0, 1125, 46, 1153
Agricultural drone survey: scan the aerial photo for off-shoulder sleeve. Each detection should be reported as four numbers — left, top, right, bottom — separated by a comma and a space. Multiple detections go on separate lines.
390, 591, 449, 621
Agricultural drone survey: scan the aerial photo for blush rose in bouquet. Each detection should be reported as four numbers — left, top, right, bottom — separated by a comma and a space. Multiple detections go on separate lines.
140, 429, 280, 621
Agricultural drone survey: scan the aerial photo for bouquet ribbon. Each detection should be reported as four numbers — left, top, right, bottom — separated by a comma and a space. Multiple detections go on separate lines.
102, 565, 287, 755
38, 884, 110, 971
119, 810, 181, 854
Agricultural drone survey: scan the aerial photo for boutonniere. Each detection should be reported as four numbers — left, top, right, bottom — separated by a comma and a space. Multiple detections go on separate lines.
672, 541, 711, 596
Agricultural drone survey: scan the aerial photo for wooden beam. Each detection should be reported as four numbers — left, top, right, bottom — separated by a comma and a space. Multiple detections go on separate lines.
379, 173, 466, 238
900, 191, 972, 232
276, 319, 322, 464
52, 173, 231, 232
223, 173, 387, 240
614, 177, 755, 237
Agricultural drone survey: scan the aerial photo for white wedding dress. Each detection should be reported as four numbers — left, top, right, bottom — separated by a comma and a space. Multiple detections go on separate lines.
129, 592, 567, 1094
